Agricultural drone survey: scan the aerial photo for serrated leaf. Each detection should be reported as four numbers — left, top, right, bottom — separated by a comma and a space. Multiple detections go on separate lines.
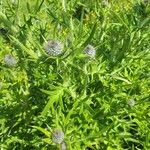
41, 89, 63, 116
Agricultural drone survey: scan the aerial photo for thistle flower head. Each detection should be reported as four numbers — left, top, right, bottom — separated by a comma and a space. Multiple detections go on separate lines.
52, 129, 64, 144
44, 40, 63, 56
102, 0, 109, 6
84, 44, 96, 58
127, 99, 135, 107
4, 54, 17, 67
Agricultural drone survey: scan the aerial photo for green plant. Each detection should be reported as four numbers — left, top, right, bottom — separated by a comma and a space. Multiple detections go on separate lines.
0, 0, 150, 149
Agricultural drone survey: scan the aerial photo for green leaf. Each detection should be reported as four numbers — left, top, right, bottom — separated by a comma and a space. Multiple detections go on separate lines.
42, 138, 52, 144
32, 126, 51, 138
139, 16, 150, 29
34, 0, 45, 14
41, 89, 63, 116
0, 12, 18, 33
82, 23, 97, 47
112, 76, 131, 84
9, 35, 38, 59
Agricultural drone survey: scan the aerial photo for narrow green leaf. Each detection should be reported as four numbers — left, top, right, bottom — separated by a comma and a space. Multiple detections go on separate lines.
65, 96, 87, 124
32, 126, 51, 138
112, 76, 131, 84
41, 97, 55, 116
9, 35, 38, 59
139, 16, 150, 29
41, 89, 63, 116
26, 2, 31, 13
42, 138, 52, 144
35, 0, 45, 14
0, 12, 18, 33
82, 23, 97, 47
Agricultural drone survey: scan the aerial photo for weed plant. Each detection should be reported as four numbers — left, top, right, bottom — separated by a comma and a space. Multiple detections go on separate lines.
0, 0, 150, 149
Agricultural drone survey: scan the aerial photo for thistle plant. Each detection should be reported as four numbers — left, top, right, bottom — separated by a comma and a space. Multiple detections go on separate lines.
44, 40, 63, 56
83, 44, 96, 58
1, 1, 150, 150
4, 54, 17, 67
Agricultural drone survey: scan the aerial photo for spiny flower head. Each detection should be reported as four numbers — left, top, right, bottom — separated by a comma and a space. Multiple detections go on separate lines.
44, 40, 63, 56
84, 44, 96, 58
127, 99, 135, 107
52, 129, 64, 144
102, 0, 109, 6
4, 54, 17, 67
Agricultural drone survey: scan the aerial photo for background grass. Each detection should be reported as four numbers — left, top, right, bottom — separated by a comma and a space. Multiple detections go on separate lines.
0, 0, 150, 149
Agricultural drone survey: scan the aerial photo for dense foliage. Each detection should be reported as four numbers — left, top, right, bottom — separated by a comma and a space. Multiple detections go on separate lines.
0, 0, 150, 149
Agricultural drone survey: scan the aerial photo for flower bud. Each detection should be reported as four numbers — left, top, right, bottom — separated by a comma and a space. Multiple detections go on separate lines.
4, 54, 17, 67
44, 40, 63, 56
52, 129, 64, 144
84, 44, 96, 58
